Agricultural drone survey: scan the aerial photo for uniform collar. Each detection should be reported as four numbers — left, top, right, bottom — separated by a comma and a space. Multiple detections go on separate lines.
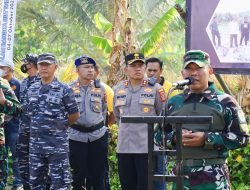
125, 78, 148, 88
183, 82, 216, 101
76, 79, 92, 87
41, 77, 58, 88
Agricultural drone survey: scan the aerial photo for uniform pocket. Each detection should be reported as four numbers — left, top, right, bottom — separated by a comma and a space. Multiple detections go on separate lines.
139, 98, 155, 115
90, 96, 102, 113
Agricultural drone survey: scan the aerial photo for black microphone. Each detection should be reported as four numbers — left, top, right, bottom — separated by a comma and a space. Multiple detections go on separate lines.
172, 77, 194, 88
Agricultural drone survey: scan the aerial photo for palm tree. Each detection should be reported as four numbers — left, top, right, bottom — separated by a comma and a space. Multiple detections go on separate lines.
16, 0, 185, 85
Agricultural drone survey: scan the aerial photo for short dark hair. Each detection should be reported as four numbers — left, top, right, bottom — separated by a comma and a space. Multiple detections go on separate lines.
145, 57, 163, 70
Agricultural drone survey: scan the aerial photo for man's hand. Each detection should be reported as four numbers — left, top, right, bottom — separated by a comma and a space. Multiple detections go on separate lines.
0, 88, 6, 105
182, 131, 205, 147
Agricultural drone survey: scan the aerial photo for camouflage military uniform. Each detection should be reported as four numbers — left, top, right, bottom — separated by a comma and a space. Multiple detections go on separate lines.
26, 78, 79, 190
166, 83, 249, 190
0, 77, 22, 190
3, 77, 22, 188
17, 75, 40, 189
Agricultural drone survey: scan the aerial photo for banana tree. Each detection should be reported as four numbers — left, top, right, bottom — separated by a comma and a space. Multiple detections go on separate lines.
91, 0, 185, 85
16, 0, 185, 85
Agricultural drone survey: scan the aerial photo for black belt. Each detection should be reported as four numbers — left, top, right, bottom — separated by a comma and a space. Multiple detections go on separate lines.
71, 121, 104, 133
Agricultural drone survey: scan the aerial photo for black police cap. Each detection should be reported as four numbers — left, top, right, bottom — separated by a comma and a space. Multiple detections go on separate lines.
125, 53, 145, 65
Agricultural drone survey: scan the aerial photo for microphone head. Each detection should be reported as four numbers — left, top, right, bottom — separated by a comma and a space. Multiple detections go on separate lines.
185, 77, 194, 85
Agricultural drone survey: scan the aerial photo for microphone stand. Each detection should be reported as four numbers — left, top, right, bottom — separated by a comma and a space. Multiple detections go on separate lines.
158, 85, 179, 187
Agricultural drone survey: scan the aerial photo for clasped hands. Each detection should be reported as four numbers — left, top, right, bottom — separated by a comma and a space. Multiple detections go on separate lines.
174, 129, 205, 147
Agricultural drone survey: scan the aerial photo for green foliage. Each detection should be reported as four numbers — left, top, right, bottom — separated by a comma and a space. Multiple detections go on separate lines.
227, 126, 250, 190
94, 12, 112, 34
108, 124, 121, 190
15, 0, 186, 77
141, 7, 182, 56
91, 36, 112, 54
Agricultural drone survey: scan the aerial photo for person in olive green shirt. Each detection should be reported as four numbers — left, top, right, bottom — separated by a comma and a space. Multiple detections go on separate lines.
0, 76, 22, 190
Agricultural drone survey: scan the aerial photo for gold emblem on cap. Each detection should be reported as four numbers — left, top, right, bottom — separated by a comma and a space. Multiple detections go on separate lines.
134, 53, 139, 59
80, 57, 88, 64
143, 107, 150, 113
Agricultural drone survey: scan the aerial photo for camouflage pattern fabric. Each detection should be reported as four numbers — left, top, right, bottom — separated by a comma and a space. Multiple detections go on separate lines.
165, 82, 249, 190
0, 77, 22, 190
0, 77, 22, 127
29, 152, 70, 190
172, 164, 230, 190
0, 144, 7, 190
26, 78, 79, 189
17, 75, 40, 189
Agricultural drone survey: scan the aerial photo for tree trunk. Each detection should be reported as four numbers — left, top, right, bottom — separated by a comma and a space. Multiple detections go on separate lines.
107, 0, 138, 87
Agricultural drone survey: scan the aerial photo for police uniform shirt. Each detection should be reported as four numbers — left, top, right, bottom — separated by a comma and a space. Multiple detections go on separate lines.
113, 79, 165, 153
68, 80, 107, 143
27, 78, 79, 154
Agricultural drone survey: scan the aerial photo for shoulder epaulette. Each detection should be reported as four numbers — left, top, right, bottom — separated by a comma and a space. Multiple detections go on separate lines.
142, 79, 148, 87
124, 80, 129, 88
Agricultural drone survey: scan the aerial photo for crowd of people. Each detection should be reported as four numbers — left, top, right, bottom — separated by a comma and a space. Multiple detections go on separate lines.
0, 50, 248, 190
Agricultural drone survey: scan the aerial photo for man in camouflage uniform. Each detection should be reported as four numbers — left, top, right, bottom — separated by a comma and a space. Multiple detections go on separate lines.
17, 54, 40, 190
69, 56, 108, 190
0, 77, 22, 190
113, 53, 166, 190
25, 53, 80, 190
0, 59, 22, 189
165, 50, 249, 190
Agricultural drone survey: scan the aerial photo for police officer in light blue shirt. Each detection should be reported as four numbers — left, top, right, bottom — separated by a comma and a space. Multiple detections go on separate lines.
113, 53, 165, 190
69, 56, 108, 190
26, 53, 80, 190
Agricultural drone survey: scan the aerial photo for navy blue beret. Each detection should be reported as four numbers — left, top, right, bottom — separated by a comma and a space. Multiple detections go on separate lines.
74, 56, 96, 67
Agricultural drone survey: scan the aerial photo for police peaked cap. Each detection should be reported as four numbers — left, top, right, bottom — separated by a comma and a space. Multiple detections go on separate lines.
125, 53, 145, 65
74, 56, 96, 67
